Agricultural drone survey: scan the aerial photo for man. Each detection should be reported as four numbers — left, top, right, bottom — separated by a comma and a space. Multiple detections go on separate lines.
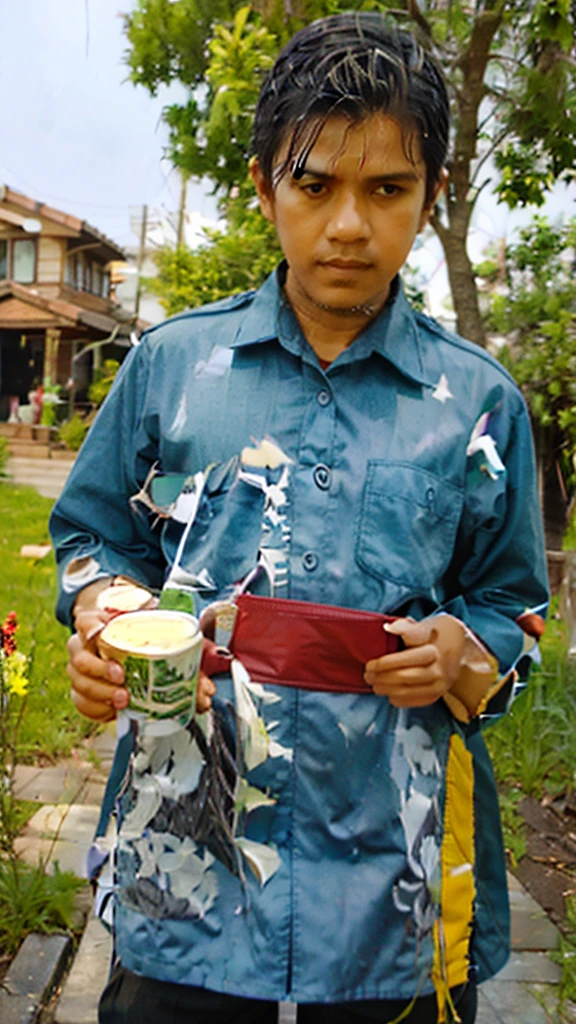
50, 13, 548, 1023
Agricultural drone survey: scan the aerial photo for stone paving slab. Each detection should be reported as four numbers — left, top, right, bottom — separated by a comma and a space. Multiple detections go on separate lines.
510, 885, 560, 951
56, 918, 112, 1024
479, 978, 553, 1024
476, 991, 502, 1024
0, 933, 72, 1024
15, 803, 101, 878
495, 950, 562, 984
14, 760, 93, 805
90, 726, 117, 772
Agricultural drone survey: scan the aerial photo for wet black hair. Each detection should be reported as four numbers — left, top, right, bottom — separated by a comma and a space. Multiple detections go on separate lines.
251, 12, 449, 205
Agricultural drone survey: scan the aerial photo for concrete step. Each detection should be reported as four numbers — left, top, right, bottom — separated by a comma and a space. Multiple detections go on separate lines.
6, 440, 52, 458
5, 455, 75, 499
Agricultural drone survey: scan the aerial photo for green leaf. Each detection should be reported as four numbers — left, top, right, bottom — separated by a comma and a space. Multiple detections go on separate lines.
159, 588, 196, 615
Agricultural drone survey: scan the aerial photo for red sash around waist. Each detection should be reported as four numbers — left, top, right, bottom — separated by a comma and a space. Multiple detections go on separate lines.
201, 593, 398, 694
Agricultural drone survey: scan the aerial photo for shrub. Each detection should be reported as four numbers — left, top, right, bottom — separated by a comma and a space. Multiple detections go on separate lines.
58, 414, 88, 452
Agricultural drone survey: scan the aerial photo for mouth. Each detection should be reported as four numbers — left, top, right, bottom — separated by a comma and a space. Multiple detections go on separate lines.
321, 258, 371, 271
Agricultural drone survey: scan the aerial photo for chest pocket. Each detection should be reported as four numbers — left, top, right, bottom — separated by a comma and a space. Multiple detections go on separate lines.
356, 461, 463, 591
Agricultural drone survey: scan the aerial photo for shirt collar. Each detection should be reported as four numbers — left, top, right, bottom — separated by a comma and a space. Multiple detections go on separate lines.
231, 264, 436, 388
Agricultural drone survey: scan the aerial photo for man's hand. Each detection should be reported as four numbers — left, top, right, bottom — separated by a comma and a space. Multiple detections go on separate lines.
364, 617, 454, 708
68, 608, 127, 722
67, 582, 217, 721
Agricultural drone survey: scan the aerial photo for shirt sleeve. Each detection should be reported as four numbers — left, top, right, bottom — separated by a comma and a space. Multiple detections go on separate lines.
49, 339, 167, 627
440, 388, 549, 693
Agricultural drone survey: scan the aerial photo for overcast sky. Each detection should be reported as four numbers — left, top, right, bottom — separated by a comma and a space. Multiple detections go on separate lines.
0, 0, 219, 250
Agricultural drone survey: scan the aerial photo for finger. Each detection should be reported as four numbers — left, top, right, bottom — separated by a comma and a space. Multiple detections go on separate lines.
68, 633, 125, 685
369, 674, 449, 705
370, 661, 444, 685
384, 617, 436, 648
112, 688, 130, 710
67, 659, 125, 709
367, 671, 445, 699
365, 643, 439, 677
70, 684, 117, 722
73, 608, 111, 648
387, 687, 446, 708
196, 671, 217, 714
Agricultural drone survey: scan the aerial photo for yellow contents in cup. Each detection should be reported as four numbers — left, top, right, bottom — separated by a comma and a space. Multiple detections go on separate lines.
99, 610, 203, 735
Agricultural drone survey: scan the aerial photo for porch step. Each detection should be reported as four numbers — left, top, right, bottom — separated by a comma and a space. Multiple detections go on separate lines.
6, 456, 75, 499
5, 438, 51, 458
0, 421, 61, 459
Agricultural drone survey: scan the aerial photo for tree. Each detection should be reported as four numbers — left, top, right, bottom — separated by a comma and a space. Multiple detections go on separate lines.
124, 1, 576, 343
484, 216, 576, 547
146, 205, 282, 313
416, 0, 576, 346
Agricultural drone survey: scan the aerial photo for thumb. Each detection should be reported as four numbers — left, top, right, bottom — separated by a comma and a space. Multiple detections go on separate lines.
384, 617, 436, 648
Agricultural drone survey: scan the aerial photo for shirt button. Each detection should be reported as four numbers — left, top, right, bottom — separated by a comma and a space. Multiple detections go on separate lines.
302, 551, 319, 572
317, 389, 331, 407
313, 464, 331, 490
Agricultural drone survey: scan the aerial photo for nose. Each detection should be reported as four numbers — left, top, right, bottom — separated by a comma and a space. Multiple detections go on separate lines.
326, 190, 370, 243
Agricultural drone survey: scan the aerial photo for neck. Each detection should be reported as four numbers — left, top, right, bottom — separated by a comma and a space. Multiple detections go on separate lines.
284, 272, 390, 361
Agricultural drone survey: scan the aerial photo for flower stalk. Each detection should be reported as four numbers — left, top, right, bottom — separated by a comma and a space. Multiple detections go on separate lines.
0, 612, 29, 856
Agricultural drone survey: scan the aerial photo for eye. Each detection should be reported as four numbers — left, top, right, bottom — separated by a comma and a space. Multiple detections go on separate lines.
301, 181, 326, 197
375, 183, 402, 197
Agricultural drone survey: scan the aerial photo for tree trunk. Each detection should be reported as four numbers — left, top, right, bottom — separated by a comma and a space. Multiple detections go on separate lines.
418, 5, 505, 349
431, 213, 487, 346
539, 425, 569, 550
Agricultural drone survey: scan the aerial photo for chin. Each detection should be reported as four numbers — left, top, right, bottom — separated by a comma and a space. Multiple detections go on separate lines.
313, 288, 378, 312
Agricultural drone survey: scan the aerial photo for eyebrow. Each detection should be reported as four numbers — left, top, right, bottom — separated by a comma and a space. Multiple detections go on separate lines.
293, 165, 422, 184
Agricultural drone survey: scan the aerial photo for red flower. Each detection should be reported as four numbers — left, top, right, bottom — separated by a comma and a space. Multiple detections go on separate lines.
1, 612, 18, 656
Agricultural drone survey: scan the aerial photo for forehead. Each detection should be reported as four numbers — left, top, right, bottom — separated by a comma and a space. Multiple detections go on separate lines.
275, 112, 425, 178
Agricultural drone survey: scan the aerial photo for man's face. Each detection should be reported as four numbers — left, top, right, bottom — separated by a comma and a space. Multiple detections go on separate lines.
251, 113, 439, 321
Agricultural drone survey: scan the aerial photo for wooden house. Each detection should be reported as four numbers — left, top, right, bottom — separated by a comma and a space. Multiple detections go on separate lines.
0, 185, 138, 421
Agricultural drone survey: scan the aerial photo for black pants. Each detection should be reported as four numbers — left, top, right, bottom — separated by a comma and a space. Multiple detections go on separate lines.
99, 965, 477, 1024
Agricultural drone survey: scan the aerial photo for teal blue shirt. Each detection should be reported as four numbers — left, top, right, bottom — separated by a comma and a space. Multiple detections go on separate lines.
50, 270, 548, 1002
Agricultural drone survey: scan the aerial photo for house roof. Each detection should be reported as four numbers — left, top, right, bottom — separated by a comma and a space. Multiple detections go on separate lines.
0, 184, 126, 263
0, 280, 137, 336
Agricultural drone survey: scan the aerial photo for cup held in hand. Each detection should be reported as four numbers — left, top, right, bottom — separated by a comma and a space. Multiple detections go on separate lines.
98, 610, 202, 735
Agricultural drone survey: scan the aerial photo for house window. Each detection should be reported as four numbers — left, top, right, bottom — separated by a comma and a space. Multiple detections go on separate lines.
93, 263, 103, 296
0, 240, 7, 279
65, 253, 76, 287
12, 239, 36, 283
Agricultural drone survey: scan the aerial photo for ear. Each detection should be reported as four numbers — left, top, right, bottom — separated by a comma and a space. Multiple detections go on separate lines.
249, 156, 276, 224
418, 168, 448, 232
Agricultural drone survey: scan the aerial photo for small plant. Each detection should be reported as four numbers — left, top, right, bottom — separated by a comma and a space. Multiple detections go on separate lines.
40, 378, 61, 427
497, 788, 527, 869
486, 606, 576, 804
88, 359, 120, 408
0, 611, 83, 957
58, 413, 88, 452
0, 860, 82, 956
0, 435, 9, 478
551, 894, 576, 1008
0, 611, 29, 854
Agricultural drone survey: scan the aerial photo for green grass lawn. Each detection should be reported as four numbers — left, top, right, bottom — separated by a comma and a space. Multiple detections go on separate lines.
0, 481, 96, 762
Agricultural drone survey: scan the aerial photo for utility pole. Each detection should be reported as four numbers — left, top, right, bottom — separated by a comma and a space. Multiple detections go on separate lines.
176, 172, 188, 248
135, 203, 148, 318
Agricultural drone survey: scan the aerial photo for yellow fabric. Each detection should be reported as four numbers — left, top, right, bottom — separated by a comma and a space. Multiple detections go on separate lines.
432, 734, 475, 1022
